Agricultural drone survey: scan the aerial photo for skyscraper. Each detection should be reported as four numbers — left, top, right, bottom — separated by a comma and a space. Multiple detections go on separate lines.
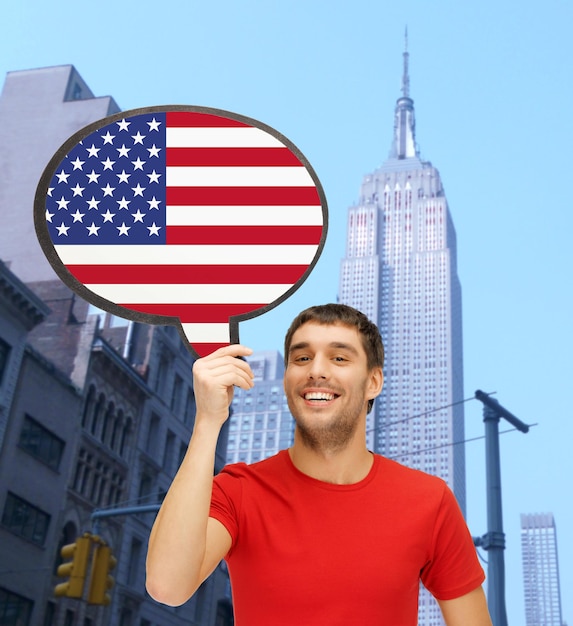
227, 351, 294, 464
339, 43, 466, 624
521, 513, 564, 626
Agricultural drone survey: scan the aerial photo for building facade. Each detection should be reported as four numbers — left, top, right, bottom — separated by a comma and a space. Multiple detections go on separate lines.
0, 65, 231, 626
521, 513, 564, 626
339, 46, 466, 624
227, 351, 294, 465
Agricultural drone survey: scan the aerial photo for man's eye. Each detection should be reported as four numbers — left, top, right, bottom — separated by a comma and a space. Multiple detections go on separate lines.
333, 356, 347, 362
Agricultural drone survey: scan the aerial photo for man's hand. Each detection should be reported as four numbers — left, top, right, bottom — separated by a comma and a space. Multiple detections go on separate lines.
193, 344, 255, 426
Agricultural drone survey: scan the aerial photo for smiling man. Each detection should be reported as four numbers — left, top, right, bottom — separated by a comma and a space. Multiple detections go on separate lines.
146, 304, 492, 625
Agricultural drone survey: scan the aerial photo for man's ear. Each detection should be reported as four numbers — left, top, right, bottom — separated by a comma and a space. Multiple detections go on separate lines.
366, 367, 384, 401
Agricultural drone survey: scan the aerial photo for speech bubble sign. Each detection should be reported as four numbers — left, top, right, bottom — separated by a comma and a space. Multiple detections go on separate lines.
34, 106, 327, 358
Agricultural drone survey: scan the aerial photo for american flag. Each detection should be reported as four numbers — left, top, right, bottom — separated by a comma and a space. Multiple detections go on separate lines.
40, 108, 327, 357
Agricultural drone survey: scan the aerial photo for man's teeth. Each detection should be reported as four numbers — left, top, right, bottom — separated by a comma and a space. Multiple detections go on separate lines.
304, 392, 335, 401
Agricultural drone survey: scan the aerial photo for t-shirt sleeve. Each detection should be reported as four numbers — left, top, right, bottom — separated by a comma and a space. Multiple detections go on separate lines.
421, 483, 486, 600
209, 465, 244, 555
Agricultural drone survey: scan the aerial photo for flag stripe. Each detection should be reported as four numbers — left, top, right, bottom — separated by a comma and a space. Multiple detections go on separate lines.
166, 111, 249, 128
179, 323, 231, 342
165, 166, 315, 187
166, 186, 321, 206
55, 244, 319, 265
91, 283, 290, 303
121, 303, 266, 321
66, 264, 309, 284
166, 225, 322, 245
166, 127, 285, 148
191, 342, 229, 356
166, 147, 302, 167
165, 205, 323, 226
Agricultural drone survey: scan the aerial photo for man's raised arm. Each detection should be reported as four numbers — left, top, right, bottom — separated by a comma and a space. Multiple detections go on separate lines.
145, 345, 254, 606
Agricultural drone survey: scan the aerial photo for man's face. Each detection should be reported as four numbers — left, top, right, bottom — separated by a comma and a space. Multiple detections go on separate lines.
284, 321, 383, 452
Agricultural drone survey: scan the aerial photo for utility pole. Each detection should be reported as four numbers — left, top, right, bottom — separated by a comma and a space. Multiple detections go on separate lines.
474, 390, 529, 626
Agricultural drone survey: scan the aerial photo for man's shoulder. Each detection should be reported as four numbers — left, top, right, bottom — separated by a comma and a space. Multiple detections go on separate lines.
375, 454, 449, 496
216, 450, 286, 481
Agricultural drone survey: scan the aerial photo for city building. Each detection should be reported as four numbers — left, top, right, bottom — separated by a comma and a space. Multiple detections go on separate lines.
521, 513, 564, 626
338, 43, 466, 624
0, 65, 231, 626
227, 351, 294, 464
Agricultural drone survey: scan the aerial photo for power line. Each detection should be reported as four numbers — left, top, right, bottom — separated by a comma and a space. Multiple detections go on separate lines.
366, 393, 488, 436
387, 424, 537, 462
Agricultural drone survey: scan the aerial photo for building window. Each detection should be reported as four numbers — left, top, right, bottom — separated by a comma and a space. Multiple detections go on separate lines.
18, 415, 65, 471
1, 492, 50, 546
0, 338, 10, 387
0, 587, 33, 625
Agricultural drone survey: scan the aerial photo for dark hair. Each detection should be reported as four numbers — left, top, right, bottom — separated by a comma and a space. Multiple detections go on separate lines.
284, 304, 384, 413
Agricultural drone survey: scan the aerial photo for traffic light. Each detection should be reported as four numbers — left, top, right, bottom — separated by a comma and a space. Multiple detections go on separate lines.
54, 535, 91, 598
87, 543, 117, 605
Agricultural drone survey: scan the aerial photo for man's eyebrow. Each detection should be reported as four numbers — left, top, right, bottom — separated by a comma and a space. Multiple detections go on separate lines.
288, 341, 359, 355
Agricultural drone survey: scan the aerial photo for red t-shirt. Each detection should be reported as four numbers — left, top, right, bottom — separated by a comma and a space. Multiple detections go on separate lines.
210, 450, 484, 625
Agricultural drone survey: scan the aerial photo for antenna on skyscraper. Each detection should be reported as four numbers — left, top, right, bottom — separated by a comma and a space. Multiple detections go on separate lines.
402, 26, 410, 98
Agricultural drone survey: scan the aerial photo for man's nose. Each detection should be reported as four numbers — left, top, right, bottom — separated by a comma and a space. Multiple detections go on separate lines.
308, 355, 328, 379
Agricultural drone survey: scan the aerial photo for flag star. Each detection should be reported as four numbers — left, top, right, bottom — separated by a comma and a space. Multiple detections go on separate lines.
101, 157, 116, 171
117, 170, 131, 184
117, 196, 131, 210
56, 170, 70, 183
56, 196, 70, 210
56, 222, 70, 236
131, 157, 146, 170
117, 222, 131, 236
47, 187, 54, 197
71, 183, 85, 197
131, 131, 146, 145
147, 222, 161, 236
71, 209, 85, 223
147, 170, 161, 184
86, 144, 101, 158
86, 170, 101, 183
101, 183, 116, 197
147, 197, 161, 210
117, 144, 131, 158
87, 222, 100, 236
46, 209, 55, 223
147, 144, 161, 158
147, 118, 161, 131
86, 196, 101, 210
101, 131, 115, 145
101, 209, 116, 223
131, 183, 145, 197
132, 209, 145, 223
71, 156, 85, 170
117, 119, 131, 131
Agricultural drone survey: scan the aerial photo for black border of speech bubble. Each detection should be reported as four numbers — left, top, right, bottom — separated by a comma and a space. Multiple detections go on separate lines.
34, 104, 328, 359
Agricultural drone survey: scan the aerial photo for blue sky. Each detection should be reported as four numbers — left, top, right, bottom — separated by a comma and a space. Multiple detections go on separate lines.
2, 1, 572, 623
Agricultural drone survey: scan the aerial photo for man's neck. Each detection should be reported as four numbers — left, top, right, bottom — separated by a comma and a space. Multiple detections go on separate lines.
288, 435, 374, 485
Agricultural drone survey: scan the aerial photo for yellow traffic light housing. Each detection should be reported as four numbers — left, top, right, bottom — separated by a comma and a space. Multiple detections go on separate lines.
88, 543, 117, 605
54, 535, 91, 598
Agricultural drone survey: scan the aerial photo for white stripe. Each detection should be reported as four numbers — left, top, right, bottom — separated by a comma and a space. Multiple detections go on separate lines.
180, 323, 231, 343
166, 127, 285, 148
166, 205, 323, 226
165, 166, 314, 187
85, 283, 290, 303
55, 245, 319, 265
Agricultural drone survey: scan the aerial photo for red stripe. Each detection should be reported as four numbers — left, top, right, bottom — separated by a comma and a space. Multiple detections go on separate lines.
166, 147, 302, 167
166, 225, 322, 245
166, 186, 321, 206
193, 343, 229, 357
66, 264, 309, 284
120, 303, 265, 321
166, 111, 249, 128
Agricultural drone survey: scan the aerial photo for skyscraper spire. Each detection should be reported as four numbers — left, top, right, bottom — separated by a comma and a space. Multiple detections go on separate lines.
390, 29, 418, 160
402, 27, 410, 98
